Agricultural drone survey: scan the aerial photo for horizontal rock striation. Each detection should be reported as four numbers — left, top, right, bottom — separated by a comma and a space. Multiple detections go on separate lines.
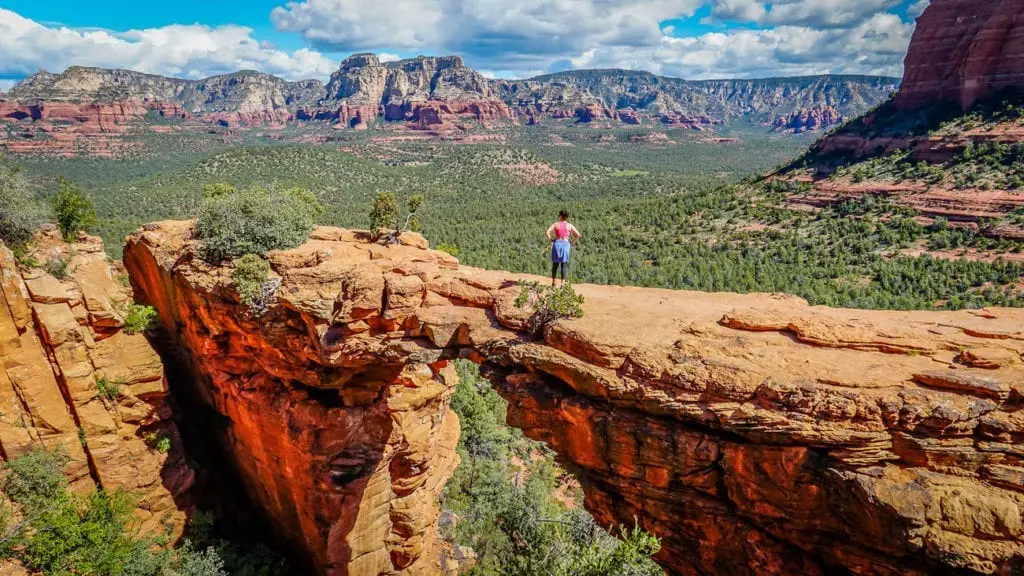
0, 230, 193, 535
0, 99, 187, 156
125, 221, 1024, 576
772, 106, 844, 133
896, 0, 1024, 111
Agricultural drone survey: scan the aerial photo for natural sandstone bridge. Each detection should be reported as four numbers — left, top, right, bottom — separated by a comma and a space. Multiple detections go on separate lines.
114, 221, 1024, 576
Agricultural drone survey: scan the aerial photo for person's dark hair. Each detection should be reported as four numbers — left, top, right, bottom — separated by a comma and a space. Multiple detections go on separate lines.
558, 210, 569, 221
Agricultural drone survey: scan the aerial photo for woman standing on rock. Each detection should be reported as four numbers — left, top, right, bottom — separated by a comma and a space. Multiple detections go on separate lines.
546, 210, 581, 287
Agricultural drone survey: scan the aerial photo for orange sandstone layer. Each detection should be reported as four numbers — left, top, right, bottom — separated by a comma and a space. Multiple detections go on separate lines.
0, 229, 193, 536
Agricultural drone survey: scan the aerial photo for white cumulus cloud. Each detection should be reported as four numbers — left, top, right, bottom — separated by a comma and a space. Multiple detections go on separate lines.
270, 0, 920, 78
764, 0, 906, 28
0, 1, 927, 83
272, 0, 706, 61
907, 0, 930, 18
0, 8, 338, 81
709, 0, 908, 28
564, 12, 913, 79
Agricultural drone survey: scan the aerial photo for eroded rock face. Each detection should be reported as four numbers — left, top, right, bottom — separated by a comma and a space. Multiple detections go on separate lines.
772, 106, 844, 133
896, 0, 1024, 110
124, 222, 1024, 576
123, 223, 461, 575
0, 230, 193, 536
0, 100, 186, 156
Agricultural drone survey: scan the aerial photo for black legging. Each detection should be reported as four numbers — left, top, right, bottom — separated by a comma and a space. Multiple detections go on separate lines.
552, 261, 568, 281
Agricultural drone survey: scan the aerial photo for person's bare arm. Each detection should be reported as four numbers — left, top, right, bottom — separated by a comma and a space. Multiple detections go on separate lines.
570, 224, 582, 243
546, 223, 557, 241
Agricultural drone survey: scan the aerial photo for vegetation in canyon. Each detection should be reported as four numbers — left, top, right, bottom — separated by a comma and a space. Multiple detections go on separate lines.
0, 448, 290, 576
0, 449, 218, 576
441, 361, 662, 576
8, 115, 1024, 311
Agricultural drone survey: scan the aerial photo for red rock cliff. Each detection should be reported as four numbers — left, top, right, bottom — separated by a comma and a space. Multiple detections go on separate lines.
0, 230, 193, 536
124, 221, 1024, 576
896, 0, 1024, 110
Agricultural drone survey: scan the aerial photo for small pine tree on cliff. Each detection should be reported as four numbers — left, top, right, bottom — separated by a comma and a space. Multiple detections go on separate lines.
53, 178, 96, 241
369, 191, 424, 243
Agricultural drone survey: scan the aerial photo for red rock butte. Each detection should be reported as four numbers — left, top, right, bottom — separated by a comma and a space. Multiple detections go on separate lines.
896, 0, 1024, 110
120, 221, 1024, 576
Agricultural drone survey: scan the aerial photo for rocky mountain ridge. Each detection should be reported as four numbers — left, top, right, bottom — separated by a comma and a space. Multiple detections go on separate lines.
1, 55, 896, 132
499, 70, 896, 124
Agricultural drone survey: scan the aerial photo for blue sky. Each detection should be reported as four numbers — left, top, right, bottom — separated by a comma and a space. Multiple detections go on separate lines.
0, 0, 930, 89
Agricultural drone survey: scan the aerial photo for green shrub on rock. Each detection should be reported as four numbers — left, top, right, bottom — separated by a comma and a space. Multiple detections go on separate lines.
515, 281, 585, 334
231, 254, 277, 314
194, 185, 323, 262
44, 255, 72, 280
123, 303, 158, 334
95, 375, 123, 402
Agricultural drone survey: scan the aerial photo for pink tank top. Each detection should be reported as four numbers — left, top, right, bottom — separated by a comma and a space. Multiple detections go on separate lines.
555, 222, 570, 240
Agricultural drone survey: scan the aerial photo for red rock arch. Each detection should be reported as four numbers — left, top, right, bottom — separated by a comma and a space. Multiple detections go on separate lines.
125, 222, 1024, 576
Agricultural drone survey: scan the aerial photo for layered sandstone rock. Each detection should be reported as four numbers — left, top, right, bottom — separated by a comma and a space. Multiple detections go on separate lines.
616, 109, 642, 125
0, 99, 193, 156
772, 106, 844, 133
328, 54, 515, 128
126, 221, 1024, 576
123, 223, 462, 576
0, 230, 192, 536
573, 104, 614, 123
896, 0, 1024, 110
660, 113, 721, 130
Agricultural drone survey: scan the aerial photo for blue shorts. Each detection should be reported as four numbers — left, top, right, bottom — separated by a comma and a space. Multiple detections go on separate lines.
552, 240, 571, 263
